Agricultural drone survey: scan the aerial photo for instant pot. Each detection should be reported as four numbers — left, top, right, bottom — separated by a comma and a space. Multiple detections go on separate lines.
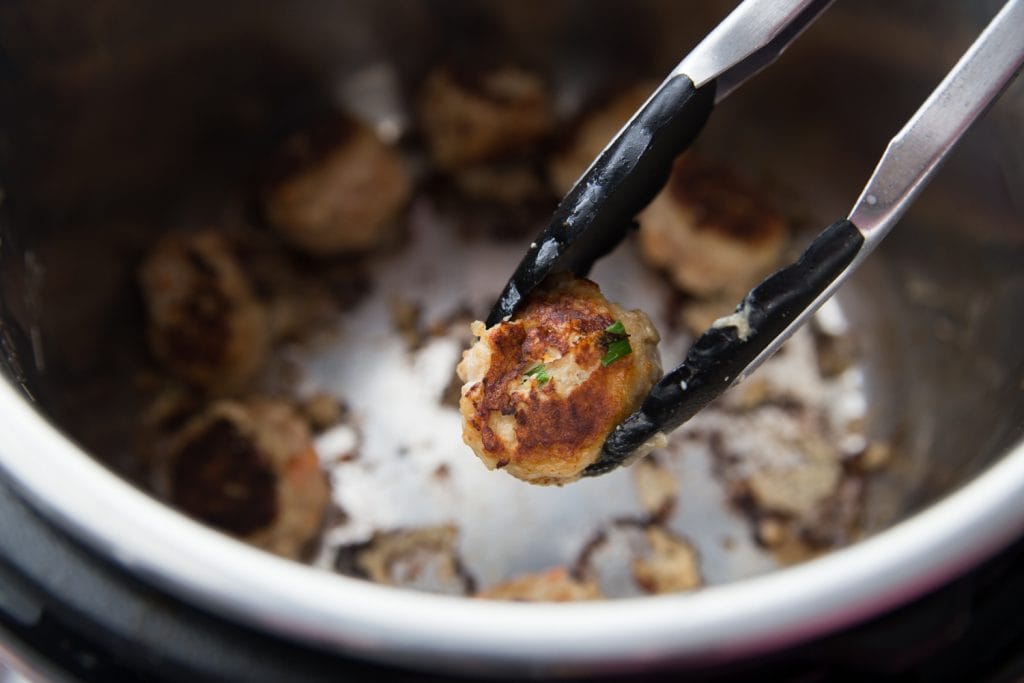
1, 1, 1022, 680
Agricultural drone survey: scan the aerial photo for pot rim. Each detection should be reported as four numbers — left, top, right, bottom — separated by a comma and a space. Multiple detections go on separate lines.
1, 376, 1023, 676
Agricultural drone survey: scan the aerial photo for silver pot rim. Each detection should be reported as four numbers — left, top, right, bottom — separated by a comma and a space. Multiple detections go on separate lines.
2, 376, 1023, 675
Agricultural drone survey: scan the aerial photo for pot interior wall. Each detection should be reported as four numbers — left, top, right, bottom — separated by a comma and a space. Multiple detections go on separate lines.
0, 0, 1021, 571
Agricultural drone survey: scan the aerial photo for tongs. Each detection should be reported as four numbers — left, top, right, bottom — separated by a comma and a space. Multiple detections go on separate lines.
486, 0, 1024, 477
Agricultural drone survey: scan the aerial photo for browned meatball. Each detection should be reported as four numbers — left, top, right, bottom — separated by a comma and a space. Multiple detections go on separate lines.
638, 155, 787, 300
138, 231, 269, 393
419, 65, 554, 170
262, 115, 411, 256
165, 399, 329, 559
457, 275, 662, 485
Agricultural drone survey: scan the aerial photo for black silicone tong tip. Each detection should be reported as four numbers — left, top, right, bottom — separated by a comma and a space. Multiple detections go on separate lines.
584, 218, 865, 476
485, 75, 716, 327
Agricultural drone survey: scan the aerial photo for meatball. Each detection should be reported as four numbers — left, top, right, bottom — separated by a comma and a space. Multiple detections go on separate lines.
631, 456, 678, 519
547, 83, 655, 197
631, 527, 702, 595
419, 65, 554, 170
165, 399, 329, 559
457, 275, 662, 485
637, 154, 787, 300
262, 114, 411, 256
138, 231, 270, 393
548, 84, 786, 315
477, 567, 603, 602
739, 419, 843, 519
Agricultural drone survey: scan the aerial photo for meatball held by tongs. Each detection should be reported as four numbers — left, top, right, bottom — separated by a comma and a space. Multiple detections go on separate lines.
481, 0, 1023, 478
457, 275, 662, 485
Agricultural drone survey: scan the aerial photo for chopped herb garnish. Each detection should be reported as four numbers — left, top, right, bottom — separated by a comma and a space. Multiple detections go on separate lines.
524, 363, 550, 384
601, 319, 632, 366
601, 338, 632, 366
605, 320, 626, 336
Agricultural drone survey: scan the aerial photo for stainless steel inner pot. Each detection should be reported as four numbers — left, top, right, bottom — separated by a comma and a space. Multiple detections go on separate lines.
0, 0, 1022, 676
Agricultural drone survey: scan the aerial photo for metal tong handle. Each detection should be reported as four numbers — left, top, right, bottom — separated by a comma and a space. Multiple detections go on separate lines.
590, 0, 1024, 474
485, 75, 714, 326
486, 0, 833, 326
849, 0, 1024, 247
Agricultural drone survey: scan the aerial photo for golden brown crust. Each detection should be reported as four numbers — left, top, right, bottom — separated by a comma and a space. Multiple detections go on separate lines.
457, 275, 662, 485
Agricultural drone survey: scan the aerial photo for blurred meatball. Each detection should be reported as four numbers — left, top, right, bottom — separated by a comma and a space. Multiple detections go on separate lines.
547, 83, 655, 197
451, 161, 551, 206
262, 114, 411, 256
638, 155, 787, 300
741, 423, 842, 519
477, 567, 603, 602
631, 527, 702, 594
139, 231, 270, 393
419, 65, 554, 170
631, 456, 678, 519
457, 275, 662, 485
166, 399, 329, 559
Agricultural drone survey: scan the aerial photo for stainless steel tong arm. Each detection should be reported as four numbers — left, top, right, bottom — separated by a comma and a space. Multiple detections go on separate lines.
740, 0, 1024, 383
589, 0, 1024, 475
849, 0, 1024, 248
485, 0, 837, 327
672, 0, 835, 101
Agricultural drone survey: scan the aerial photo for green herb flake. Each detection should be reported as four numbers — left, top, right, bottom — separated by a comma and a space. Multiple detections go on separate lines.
601, 320, 631, 366
601, 338, 632, 366
605, 320, 627, 336
524, 364, 550, 384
